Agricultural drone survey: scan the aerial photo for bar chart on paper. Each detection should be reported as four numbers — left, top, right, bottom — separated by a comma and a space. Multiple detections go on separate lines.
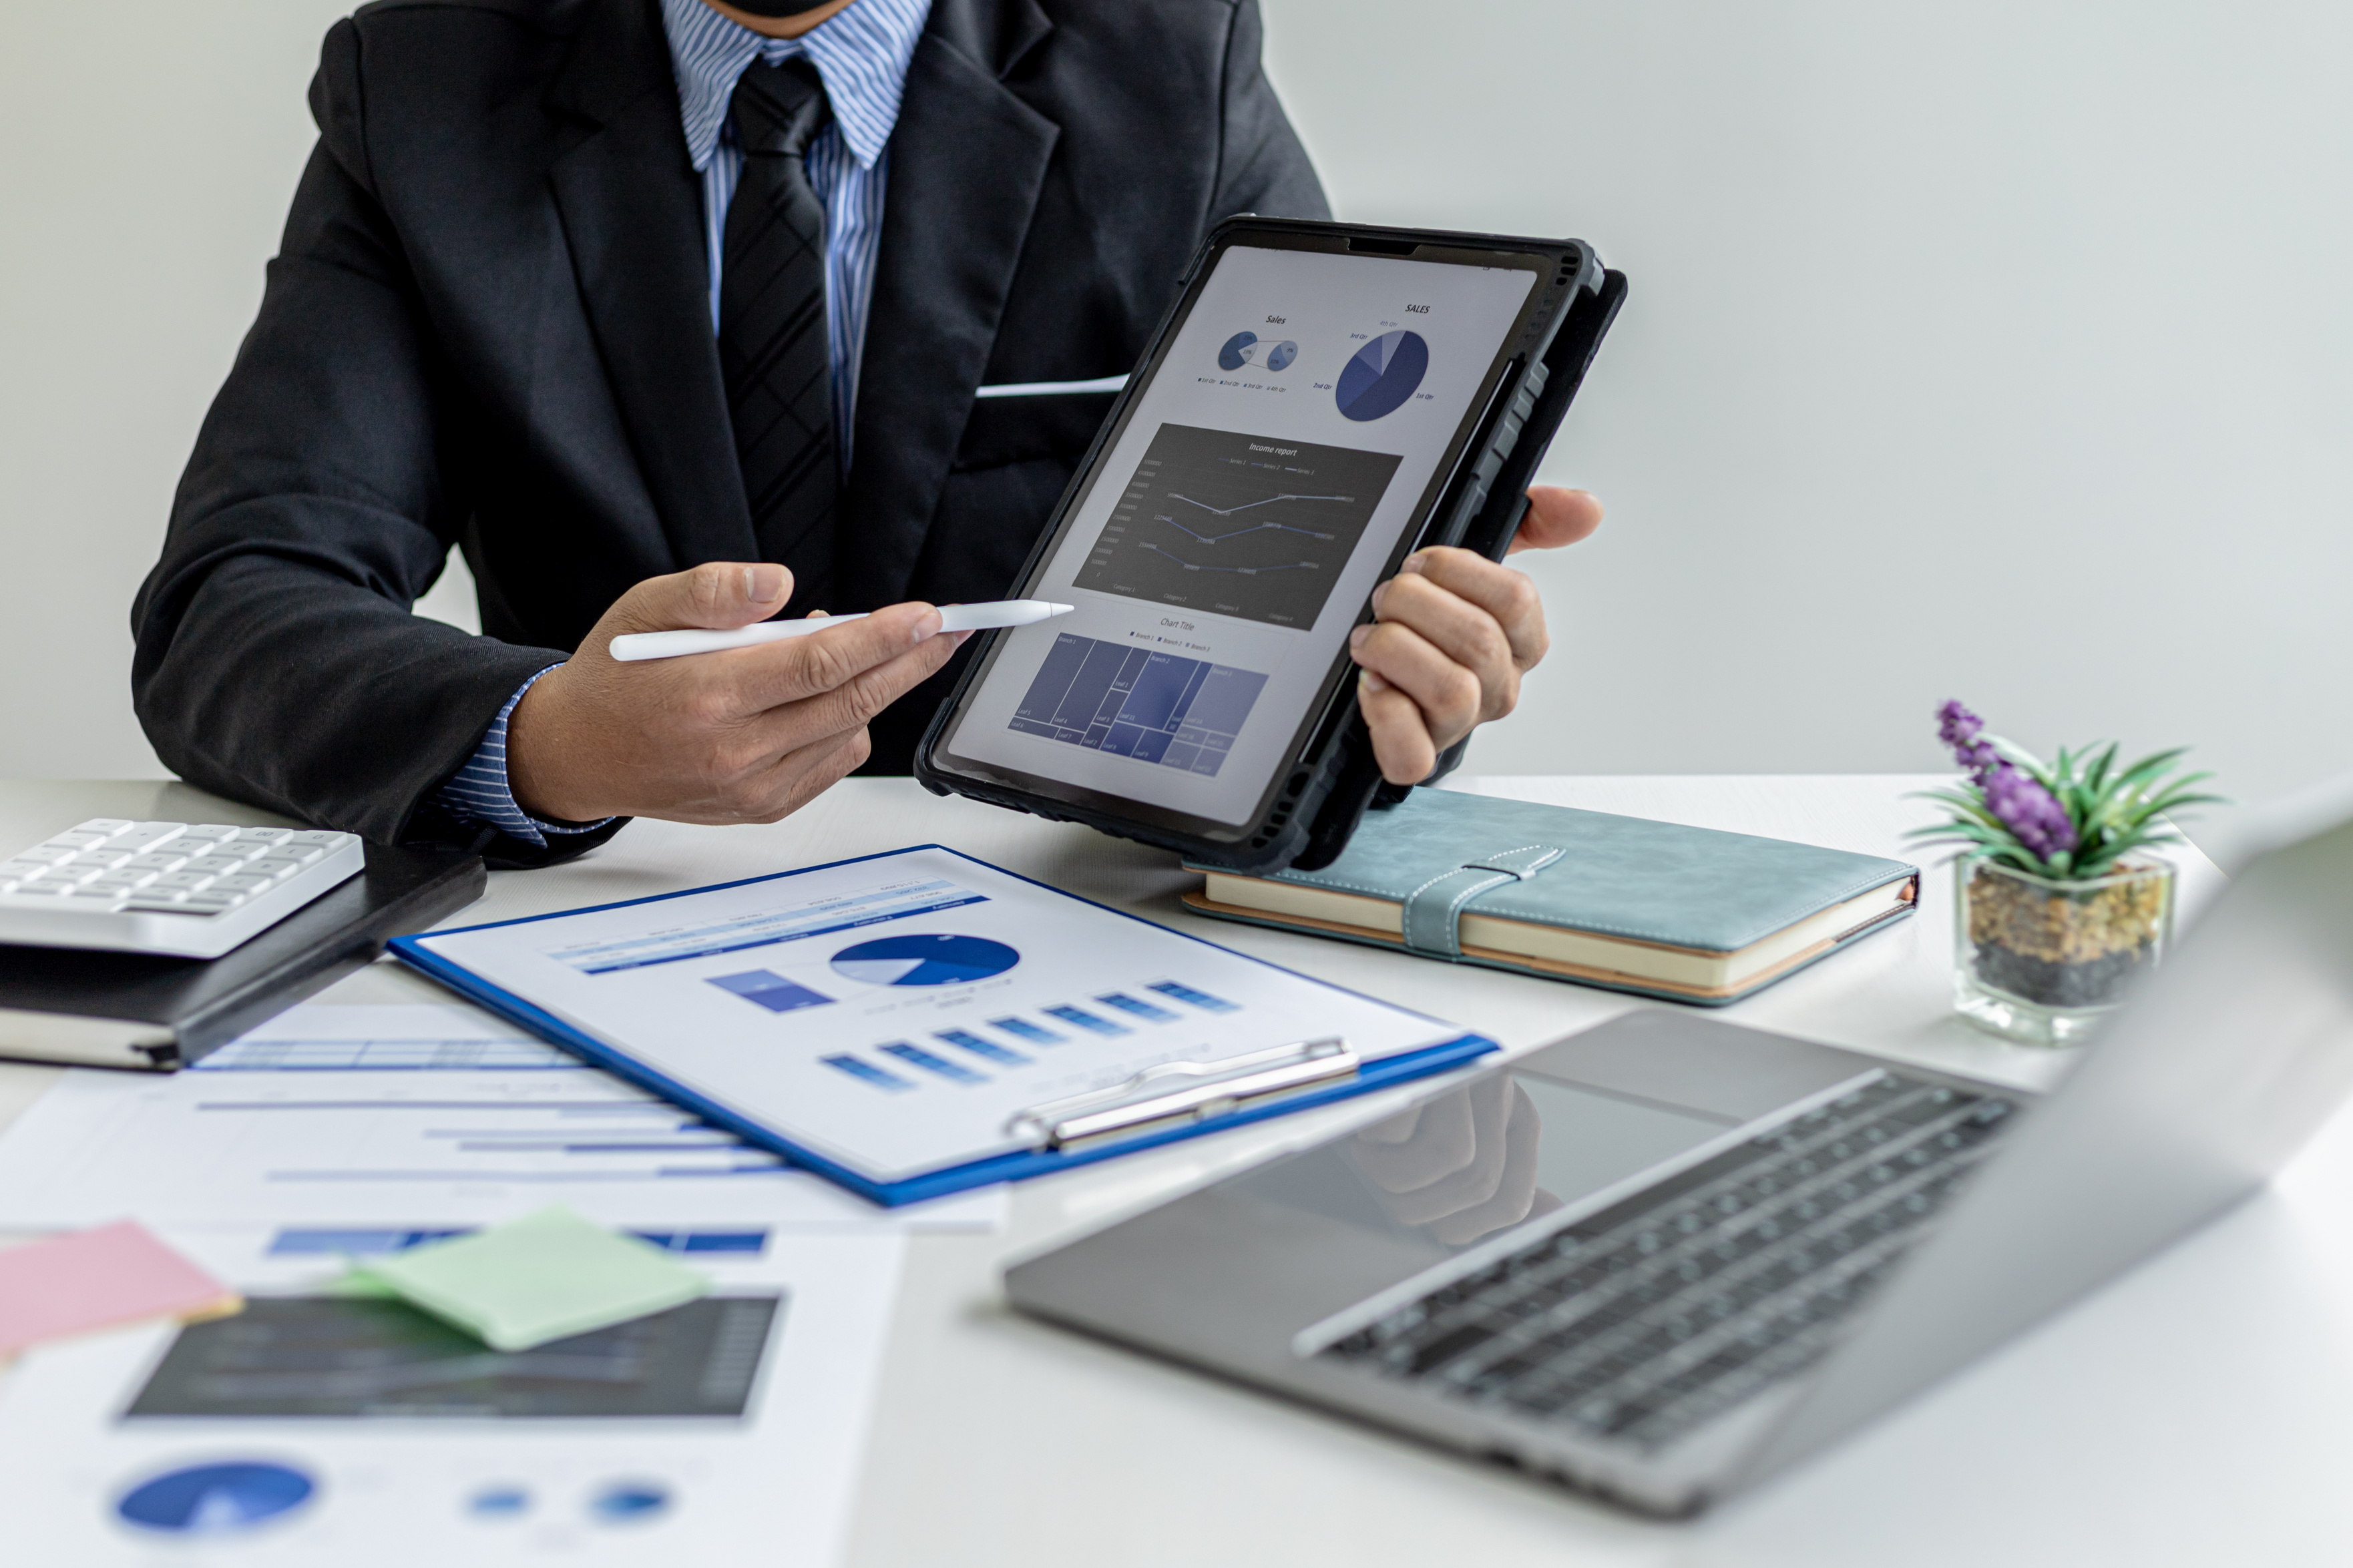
392, 846, 1476, 1188
815, 981, 1245, 1094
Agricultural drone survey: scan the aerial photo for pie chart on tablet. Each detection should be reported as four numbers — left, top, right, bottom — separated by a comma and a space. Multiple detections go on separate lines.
1335, 329, 1428, 421
831, 933, 1020, 987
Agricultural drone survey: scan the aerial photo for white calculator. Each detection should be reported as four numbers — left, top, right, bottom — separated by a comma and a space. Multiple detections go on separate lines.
0, 819, 365, 959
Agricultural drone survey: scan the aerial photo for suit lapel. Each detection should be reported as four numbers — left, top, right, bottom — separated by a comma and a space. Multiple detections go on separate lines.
841, 0, 1058, 609
546, 0, 756, 570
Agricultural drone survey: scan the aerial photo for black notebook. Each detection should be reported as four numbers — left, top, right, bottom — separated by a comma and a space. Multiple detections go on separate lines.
0, 844, 485, 1070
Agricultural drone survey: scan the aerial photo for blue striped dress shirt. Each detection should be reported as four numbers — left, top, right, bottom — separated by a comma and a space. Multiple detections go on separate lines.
436, 0, 931, 847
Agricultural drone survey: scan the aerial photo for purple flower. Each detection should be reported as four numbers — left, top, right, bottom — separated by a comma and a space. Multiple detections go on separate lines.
1936, 699, 2002, 782
1936, 700, 2079, 862
1983, 764, 2078, 860
1936, 700, 1982, 752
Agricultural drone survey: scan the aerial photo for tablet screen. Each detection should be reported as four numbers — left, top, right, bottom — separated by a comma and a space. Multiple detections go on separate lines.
932, 235, 1546, 838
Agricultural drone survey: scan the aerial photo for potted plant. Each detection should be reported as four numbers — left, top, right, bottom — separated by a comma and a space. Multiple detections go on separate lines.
1911, 702, 2223, 1045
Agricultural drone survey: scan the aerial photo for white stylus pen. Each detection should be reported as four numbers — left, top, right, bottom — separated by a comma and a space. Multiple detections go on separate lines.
608, 599, 1075, 663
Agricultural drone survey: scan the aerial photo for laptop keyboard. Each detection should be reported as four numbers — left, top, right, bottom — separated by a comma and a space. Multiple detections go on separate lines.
1318, 1074, 2018, 1451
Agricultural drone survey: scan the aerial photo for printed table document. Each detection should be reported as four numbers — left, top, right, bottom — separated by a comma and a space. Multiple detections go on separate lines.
396, 847, 1480, 1189
0, 1005, 1004, 1232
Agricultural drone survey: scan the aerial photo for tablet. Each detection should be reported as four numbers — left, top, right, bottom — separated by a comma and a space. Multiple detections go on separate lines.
917, 218, 1625, 870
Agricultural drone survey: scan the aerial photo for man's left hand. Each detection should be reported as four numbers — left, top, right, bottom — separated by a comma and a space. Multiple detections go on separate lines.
1350, 485, 1603, 783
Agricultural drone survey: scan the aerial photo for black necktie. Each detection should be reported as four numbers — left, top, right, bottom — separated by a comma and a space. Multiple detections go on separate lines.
721, 59, 836, 613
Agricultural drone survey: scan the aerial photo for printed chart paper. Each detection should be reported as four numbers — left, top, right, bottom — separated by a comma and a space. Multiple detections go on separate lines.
0, 1005, 1003, 1232
405, 847, 1461, 1183
0, 1226, 902, 1565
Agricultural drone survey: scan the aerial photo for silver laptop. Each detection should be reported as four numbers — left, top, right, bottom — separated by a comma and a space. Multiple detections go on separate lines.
1006, 800, 2353, 1515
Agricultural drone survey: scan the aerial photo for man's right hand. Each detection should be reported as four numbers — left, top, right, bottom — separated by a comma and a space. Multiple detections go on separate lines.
505, 562, 964, 826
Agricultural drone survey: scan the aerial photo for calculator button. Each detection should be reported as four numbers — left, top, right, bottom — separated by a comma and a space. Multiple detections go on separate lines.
124, 890, 188, 908
186, 856, 252, 876
1, 860, 51, 880
285, 830, 345, 848
76, 850, 135, 870
176, 824, 240, 842
21, 845, 77, 864
266, 844, 325, 866
246, 857, 304, 880
209, 874, 270, 894
17, 881, 77, 896
179, 893, 242, 912
110, 822, 186, 848
89, 870, 158, 890
126, 852, 189, 872
65, 886, 124, 903
151, 872, 216, 891
71, 819, 136, 836
232, 828, 294, 846
48, 863, 108, 885
45, 832, 110, 850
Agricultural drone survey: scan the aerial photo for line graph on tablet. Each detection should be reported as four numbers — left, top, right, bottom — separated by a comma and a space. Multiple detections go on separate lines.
1076, 424, 1402, 627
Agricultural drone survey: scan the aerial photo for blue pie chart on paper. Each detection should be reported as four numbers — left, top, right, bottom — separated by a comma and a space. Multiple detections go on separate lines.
1335, 329, 1429, 421
1217, 330, 1259, 371
117, 1461, 316, 1535
831, 934, 1019, 987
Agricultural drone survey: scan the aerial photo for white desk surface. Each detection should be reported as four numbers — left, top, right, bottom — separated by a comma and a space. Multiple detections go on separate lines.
4, 775, 2348, 1567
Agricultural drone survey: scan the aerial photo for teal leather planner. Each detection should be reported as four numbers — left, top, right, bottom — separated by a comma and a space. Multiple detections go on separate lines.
1183, 791, 1919, 1005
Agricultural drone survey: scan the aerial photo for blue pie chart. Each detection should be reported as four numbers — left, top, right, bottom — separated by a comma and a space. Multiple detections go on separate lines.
831, 933, 1019, 987
117, 1461, 316, 1535
1217, 330, 1257, 371
1335, 329, 1429, 421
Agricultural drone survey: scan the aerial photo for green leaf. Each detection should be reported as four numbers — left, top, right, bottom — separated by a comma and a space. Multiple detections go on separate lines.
2083, 742, 2120, 795
2110, 748, 2192, 794
1989, 737, 2059, 790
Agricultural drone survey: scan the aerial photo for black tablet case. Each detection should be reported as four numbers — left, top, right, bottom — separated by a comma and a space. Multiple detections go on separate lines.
917, 217, 1627, 872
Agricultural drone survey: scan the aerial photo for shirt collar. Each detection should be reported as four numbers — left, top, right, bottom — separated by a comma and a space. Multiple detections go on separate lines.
659, 0, 932, 174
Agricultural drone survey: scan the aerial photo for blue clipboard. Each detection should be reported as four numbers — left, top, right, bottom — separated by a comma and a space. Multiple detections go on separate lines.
389, 846, 1498, 1208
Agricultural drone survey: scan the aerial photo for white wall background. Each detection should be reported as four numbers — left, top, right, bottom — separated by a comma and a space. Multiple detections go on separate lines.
3, 1, 2349, 826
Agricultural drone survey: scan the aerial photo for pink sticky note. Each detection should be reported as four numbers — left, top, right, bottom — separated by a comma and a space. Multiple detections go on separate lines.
0, 1220, 240, 1355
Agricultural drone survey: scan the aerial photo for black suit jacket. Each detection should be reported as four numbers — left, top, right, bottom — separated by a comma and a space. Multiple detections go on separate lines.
132, 0, 1327, 866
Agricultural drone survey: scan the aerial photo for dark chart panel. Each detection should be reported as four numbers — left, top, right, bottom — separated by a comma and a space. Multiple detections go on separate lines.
125, 1294, 781, 1419
1009, 633, 1269, 778
1075, 423, 1403, 627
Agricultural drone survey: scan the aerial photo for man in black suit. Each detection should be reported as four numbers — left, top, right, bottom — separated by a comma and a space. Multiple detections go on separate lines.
132, 0, 1601, 866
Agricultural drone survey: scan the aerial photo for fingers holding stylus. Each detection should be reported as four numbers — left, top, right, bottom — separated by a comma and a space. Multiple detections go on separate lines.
718, 603, 954, 719
508, 563, 967, 826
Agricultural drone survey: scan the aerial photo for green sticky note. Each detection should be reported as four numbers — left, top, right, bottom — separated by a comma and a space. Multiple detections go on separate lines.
345, 1207, 708, 1351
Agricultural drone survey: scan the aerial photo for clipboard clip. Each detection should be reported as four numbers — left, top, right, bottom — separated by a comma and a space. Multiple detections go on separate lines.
1006, 1037, 1358, 1151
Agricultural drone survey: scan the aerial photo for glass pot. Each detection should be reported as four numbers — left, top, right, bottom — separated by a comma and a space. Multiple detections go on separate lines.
1953, 854, 2175, 1046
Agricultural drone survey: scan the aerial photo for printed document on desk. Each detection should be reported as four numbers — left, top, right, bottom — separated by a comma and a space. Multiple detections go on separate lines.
0, 1003, 1004, 1233
392, 846, 1493, 1202
0, 1224, 901, 1565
